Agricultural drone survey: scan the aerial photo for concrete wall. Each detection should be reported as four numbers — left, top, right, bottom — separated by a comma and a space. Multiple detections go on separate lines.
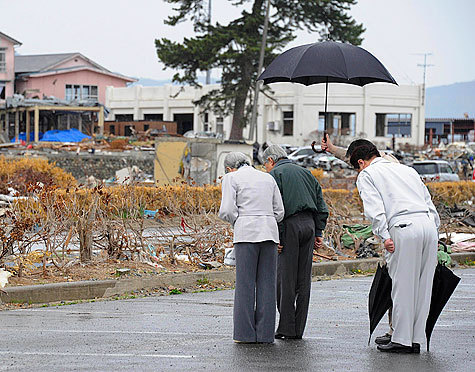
36, 152, 155, 181
106, 83, 425, 147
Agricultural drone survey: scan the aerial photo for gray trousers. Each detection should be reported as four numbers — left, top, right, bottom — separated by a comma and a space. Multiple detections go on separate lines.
276, 212, 315, 338
233, 240, 277, 343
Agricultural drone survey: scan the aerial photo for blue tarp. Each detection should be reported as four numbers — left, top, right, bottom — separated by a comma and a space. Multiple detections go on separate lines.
11, 132, 44, 142
12, 129, 90, 143
40, 128, 91, 142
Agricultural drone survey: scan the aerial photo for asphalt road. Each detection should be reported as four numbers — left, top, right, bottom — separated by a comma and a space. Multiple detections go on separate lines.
0, 268, 474, 372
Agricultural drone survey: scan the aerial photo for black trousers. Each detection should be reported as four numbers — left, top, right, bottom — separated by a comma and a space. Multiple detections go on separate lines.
276, 211, 315, 337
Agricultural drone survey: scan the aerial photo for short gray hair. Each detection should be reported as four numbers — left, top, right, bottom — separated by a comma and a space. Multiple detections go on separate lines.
223, 152, 250, 173
263, 144, 288, 163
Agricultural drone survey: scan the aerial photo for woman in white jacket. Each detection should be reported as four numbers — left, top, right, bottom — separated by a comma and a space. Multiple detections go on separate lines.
219, 152, 284, 344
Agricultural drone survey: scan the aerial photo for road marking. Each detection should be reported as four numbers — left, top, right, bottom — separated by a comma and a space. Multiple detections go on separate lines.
7, 309, 233, 318
0, 329, 230, 337
0, 328, 336, 340
0, 351, 194, 359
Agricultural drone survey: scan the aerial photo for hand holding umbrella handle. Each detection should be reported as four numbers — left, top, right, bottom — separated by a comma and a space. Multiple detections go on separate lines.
311, 131, 328, 154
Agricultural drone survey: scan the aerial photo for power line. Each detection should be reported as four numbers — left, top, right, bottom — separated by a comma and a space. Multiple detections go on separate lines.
414, 53, 434, 105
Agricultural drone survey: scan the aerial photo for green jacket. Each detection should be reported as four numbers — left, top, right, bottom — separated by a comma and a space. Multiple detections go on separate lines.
270, 159, 328, 239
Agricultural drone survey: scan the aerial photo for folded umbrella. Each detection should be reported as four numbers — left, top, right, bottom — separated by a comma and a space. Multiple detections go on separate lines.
368, 263, 392, 345
367, 241, 461, 350
426, 263, 461, 351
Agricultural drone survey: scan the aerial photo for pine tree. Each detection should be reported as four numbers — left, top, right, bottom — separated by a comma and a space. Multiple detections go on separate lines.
156, 0, 364, 140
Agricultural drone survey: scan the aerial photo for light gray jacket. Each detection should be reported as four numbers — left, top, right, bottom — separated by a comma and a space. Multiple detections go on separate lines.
219, 166, 284, 244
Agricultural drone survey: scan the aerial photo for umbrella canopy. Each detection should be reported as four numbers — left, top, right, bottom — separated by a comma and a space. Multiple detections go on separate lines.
368, 263, 393, 344
258, 41, 397, 87
426, 263, 461, 351
258, 41, 397, 150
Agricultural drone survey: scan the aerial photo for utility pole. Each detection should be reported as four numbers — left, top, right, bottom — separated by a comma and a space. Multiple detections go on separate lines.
416, 53, 434, 106
205, 0, 212, 85
248, 0, 271, 142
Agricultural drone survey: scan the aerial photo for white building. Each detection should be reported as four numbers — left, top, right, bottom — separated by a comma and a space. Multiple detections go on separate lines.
105, 82, 425, 147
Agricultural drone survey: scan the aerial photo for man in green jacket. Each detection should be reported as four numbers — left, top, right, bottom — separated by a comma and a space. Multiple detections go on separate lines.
263, 145, 328, 340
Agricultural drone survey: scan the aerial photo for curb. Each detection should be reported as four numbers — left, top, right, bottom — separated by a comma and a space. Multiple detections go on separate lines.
1, 252, 473, 305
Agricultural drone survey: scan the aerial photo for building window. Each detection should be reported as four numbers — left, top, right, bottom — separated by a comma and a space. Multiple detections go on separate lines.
109, 124, 115, 135
375, 113, 386, 137
0, 84, 5, 100
283, 111, 294, 136
144, 113, 163, 121
203, 113, 210, 132
387, 113, 412, 138
319, 112, 356, 136
124, 125, 135, 136
216, 116, 224, 135
143, 124, 150, 131
377, 113, 412, 138
0, 49, 6, 72
115, 114, 134, 122
65, 84, 98, 101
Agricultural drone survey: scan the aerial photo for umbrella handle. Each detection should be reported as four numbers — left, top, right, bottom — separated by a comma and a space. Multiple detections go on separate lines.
311, 131, 329, 154
311, 141, 324, 154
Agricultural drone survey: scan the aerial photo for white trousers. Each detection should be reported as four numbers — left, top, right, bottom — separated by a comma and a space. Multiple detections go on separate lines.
387, 213, 438, 347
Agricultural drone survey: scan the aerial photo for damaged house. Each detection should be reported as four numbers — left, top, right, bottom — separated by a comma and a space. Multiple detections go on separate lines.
0, 30, 136, 142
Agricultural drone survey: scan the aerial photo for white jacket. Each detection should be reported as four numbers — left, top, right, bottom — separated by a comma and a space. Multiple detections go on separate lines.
219, 165, 284, 243
356, 157, 440, 241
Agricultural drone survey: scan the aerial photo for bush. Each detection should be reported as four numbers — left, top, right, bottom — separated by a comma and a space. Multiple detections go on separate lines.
0, 156, 76, 195
426, 181, 475, 207
310, 168, 325, 184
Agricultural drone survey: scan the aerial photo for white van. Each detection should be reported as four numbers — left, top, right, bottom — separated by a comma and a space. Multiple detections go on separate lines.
412, 160, 460, 182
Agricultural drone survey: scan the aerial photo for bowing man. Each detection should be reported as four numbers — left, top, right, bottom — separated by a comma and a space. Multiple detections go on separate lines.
351, 145, 440, 354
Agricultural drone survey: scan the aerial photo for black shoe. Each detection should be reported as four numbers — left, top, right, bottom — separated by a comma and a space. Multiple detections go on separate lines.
275, 333, 302, 340
412, 343, 420, 354
377, 342, 414, 353
375, 333, 392, 345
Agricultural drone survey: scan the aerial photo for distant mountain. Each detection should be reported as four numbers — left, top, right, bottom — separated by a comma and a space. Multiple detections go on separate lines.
130, 76, 219, 86
426, 80, 475, 118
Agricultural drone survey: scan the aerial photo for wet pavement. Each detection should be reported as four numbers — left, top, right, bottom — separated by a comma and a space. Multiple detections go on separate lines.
0, 268, 473, 371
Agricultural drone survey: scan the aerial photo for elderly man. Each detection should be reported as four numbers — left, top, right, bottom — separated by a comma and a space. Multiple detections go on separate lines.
219, 152, 284, 344
321, 135, 397, 345
263, 145, 328, 340
351, 145, 440, 353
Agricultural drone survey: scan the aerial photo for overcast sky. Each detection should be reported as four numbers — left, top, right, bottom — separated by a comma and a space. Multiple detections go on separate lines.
2, 0, 474, 87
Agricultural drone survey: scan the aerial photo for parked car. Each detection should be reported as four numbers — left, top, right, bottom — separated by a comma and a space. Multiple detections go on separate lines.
280, 144, 298, 155
315, 155, 347, 170
412, 160, 460, 182
288, 146, 316, 165
302, 152, 326, 168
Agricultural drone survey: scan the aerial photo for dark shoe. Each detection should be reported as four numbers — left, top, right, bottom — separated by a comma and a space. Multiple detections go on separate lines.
234, 340, 256, 344
377, 342, 414, 353
274, 333, 302, 340
412, 343, 420, 354
375, 333, 392, 345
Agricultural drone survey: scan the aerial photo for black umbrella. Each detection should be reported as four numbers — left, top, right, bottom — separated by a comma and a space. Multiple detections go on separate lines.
368, 263, 392, 345
258, 41, 397, 149
367, 242, 461, 349
426, 262, 461, 351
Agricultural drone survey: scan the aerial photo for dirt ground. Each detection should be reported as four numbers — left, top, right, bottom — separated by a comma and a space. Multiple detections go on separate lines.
6, 258, 212, 287
4, 245, 360, 288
